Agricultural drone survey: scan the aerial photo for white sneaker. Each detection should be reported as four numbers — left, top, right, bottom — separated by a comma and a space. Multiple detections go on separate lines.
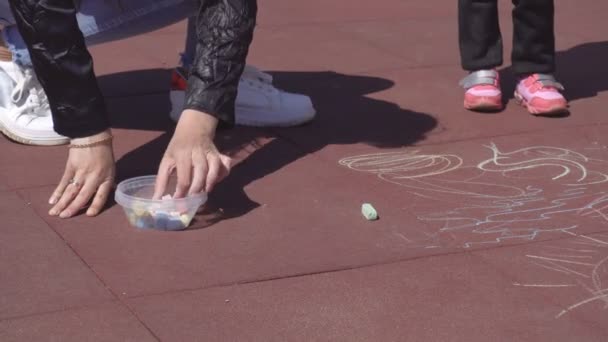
0, 60, 68, 146
169, 65, 316, 126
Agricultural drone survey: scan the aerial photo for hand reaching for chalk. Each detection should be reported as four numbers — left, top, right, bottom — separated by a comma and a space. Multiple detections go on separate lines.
154, 110, 231, 199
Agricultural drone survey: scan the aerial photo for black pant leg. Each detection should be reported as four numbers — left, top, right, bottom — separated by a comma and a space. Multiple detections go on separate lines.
459, 0, 503, 71
511, 0, 555, 75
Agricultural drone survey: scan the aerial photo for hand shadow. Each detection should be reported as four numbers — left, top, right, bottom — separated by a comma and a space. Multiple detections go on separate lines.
103, 70, 438, 228
498, 41, 608, 112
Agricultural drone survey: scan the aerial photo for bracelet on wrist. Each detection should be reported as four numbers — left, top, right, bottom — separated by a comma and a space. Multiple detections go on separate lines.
69, 134, 113, 149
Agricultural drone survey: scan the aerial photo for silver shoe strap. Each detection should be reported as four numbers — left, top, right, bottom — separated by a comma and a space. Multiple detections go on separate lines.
459, 70, 498, 89
535, 74, 565, 91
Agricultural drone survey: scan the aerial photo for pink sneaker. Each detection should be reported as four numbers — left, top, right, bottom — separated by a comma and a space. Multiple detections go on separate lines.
514, 74, 568, 115
459, 69, 503, 111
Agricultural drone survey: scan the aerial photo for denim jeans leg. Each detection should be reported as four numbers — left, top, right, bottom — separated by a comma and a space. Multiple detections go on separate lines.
1, 0, 197, 66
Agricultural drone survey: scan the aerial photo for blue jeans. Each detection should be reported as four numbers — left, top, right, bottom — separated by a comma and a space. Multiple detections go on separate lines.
1, 0, 198, 68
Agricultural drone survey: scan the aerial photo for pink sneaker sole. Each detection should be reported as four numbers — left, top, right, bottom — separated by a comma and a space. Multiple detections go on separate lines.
514, 90, 569, 116
464, 95, 503, 112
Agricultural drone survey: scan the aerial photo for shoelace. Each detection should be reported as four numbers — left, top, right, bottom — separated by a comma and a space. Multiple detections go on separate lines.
240, 65, 276, 93
11, 68, 50, 121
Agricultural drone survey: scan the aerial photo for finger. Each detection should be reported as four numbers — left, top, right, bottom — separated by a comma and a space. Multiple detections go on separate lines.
220, 154, 232, 170
218, 154, 233, 182
207, 154, 232, 193
49, 172, 85, 216
204, 152, 221, 193
153, 157, 174, 200
189, 154, 208, 195
59, 176, 98, 219
49, 169, 74, 205
87, 180, 114, 217
174, 153, 192, 199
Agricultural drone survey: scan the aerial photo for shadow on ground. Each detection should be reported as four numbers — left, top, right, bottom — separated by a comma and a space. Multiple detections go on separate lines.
499, 41, 608, 104
100, 70, 439, 226
100, 40, 608, 224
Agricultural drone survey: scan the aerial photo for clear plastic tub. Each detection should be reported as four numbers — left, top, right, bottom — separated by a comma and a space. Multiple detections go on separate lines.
115, 176, 207, 231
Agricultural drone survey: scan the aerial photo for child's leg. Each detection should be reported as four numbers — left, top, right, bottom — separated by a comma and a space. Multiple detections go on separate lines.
511, 0, 566, 115
511, 0, 555, 75
458, 0, 504, 111
458, 0, 503, 71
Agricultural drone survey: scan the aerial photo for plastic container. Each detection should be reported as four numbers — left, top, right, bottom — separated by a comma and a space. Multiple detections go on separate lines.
115, 176, 207, 231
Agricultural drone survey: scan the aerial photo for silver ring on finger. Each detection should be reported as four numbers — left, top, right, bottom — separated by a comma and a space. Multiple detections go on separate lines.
68, 179, 82, 188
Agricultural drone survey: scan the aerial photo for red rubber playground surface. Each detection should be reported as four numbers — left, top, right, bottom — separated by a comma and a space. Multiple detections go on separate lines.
1, 1, 607, 340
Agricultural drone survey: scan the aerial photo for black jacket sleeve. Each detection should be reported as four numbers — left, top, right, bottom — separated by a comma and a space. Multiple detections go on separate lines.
184, 0, 257, 127
9, 0, 257, 137
9, 0, 110, 138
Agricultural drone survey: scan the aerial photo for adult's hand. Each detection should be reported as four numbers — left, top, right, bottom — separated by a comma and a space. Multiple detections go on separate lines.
154, 110, 231, 199
49, 129, 116, 218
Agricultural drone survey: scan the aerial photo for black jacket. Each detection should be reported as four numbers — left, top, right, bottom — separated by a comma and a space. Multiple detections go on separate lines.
8, 0, 257, 138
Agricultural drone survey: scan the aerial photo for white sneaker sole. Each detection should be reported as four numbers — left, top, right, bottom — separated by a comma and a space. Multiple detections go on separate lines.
0, 117, 69, 146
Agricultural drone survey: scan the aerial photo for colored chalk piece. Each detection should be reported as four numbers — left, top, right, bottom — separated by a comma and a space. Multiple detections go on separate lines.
135, 218, 148, 229
140, 214, 156, 229
166, 211, 185, 230
155, 212, 169, 230
166, 218, 185, 231
361, 203, 379, 221
133, 207, 146, 216
127, 212, 138, 226
180, 214, 191, 226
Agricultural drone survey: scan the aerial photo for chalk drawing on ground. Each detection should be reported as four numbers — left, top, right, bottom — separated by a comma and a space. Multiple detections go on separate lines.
515, 231, 608, 318
340, 143, 608, 318
339, 144, 608, 248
